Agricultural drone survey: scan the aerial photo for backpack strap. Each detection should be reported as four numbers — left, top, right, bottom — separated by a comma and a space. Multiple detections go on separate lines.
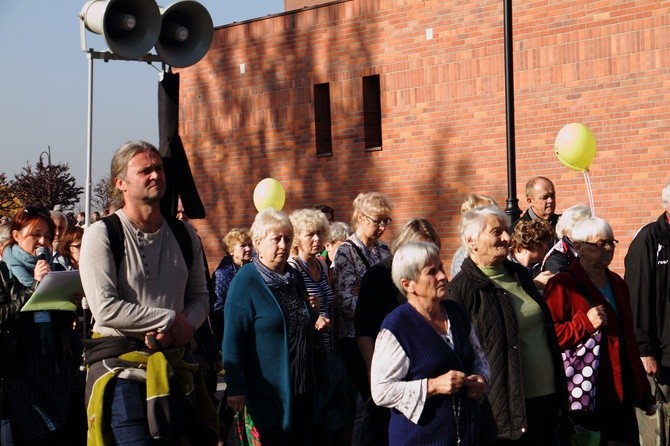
102, 214, 125, 273
341, 240, 372, 270
102, 213, 193, 274
165, 216, 193, 269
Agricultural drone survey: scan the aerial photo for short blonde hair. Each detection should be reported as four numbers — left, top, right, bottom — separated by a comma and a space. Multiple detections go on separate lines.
289, 209, 330, 253
250, 208, 293, 244
460, 194, 498, 214
351, 192, 393, 229
391, 218, 441, 253
223, 228, 251, 255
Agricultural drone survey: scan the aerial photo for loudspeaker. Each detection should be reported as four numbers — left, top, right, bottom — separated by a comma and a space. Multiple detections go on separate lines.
80, 0, 161, 59
156, 1, 213, 68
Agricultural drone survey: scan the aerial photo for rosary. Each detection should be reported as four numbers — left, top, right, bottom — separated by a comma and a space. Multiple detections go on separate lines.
453, 395, 462, 445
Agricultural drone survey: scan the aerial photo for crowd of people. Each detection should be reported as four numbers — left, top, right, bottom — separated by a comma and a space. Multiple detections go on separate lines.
0, 141, 664, 446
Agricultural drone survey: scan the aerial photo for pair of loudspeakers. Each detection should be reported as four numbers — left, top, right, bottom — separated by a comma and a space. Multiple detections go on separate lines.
80, 0, 213, 68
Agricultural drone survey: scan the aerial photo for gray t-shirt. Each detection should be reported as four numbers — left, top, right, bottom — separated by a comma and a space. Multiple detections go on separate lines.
79, 210, 209, 339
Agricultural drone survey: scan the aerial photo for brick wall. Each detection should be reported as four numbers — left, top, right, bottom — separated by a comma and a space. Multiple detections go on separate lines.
178, 0, 670, 276
285, 0, 334, 12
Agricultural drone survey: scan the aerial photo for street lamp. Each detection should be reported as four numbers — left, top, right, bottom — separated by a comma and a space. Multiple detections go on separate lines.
39, 145, 52, 166
503, 0, 521, 223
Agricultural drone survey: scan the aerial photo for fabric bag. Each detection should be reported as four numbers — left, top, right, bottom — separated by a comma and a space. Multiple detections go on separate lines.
562, 270, 602, 412
558, 411, 601, 446
562, 330, 602, 411
636, 379, 670, 446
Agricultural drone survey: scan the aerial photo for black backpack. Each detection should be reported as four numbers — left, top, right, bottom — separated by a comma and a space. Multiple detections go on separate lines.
102, 213, 193, 272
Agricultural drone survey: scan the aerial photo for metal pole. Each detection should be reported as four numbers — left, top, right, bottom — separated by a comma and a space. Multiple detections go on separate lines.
503, 0, 521, 224
84, 51, 94, 229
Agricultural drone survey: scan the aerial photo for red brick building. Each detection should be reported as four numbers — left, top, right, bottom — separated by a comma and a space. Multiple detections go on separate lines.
178, 0, 670, 275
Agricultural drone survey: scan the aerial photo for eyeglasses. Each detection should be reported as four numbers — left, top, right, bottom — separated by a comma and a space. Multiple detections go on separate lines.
364, 214, 392, 227
582, 239, 619, 249
23, 206, 51, 220
70, 244, 82, 249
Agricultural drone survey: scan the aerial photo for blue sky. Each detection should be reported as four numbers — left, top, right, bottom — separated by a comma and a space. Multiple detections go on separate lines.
0, 1, 283, 207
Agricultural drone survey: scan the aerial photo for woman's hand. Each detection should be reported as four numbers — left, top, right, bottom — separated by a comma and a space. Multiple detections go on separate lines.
314, 315, 330, 332
587, 305, 607, 330
33, 259, 50, 284
427, 370, 466, 396
532, 271, 554, 290
228, 394, 246, 413
464, 374, 487, 399
641, 356, 658, 377
307, 295, 320, 311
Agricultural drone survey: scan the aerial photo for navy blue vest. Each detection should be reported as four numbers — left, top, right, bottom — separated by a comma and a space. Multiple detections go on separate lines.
381, 299, 481, 446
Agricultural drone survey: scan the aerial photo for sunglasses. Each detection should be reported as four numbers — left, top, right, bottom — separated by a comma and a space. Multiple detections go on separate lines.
23, 206, 51, 220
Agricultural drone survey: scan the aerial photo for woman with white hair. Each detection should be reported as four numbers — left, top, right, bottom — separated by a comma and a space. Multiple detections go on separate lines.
544, 217, 654, 444
449, 206, 567, 445
371, 241, 489, 445
542, 204, 591, 274
223, 208, 322, 444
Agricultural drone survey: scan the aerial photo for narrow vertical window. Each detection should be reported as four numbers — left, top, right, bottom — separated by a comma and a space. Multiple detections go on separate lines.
363, 74, 382, 150
314, 83, 332, 156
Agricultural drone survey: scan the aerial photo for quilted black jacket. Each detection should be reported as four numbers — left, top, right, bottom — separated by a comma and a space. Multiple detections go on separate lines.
448, 256, 567, 440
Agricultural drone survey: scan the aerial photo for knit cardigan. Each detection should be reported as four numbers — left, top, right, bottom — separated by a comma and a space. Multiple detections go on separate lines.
223, 262, 320, 431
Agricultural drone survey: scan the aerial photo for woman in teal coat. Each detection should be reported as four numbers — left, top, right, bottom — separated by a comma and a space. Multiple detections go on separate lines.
223, 208, 321, 445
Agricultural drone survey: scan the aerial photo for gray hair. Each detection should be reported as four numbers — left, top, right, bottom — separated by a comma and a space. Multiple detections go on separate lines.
459, 206, 508, 253
0, 221, 11, 250
391, 241, 441, 297
250, 208, 293, 244
555, 204, 592, 239
571, 217, 613, 243
326, 221, 351, 243
662, 181, 670, 209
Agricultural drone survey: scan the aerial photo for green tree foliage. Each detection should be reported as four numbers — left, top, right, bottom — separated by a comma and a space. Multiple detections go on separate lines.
11, 159, 83, 210
93, 174, 114, 213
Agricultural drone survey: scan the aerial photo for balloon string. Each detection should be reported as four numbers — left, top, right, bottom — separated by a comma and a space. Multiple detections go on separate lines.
583, 171, 596, 217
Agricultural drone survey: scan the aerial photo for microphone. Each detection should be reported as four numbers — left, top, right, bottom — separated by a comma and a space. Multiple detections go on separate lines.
34, 246, 49, 289
36, 246, 48, 261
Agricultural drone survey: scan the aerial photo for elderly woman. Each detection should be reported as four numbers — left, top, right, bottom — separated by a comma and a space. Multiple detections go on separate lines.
333, 191, 393, 444
288, 208, 348, 442
543, 217, 654, 444
449, 194, 498, 279
211, 228, 253, 346
323, 221, 351, 269
57, 226, 85, 270
0, 207, 85, 445
355, 218, 442, 444
508, 219, 555, 291
371, 242, 489, 445
542, 204, 591, 274
448, 206, 566, 445
224, 208, 321, 445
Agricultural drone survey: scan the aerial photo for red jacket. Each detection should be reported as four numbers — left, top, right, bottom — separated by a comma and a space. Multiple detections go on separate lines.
544, 259, 653, 409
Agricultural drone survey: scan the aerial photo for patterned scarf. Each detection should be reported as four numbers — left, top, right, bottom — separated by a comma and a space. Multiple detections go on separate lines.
2, 244, 50, 287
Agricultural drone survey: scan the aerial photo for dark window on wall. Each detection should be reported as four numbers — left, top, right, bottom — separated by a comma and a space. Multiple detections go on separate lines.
313, 83, 332, 156
363, 74, 382, 150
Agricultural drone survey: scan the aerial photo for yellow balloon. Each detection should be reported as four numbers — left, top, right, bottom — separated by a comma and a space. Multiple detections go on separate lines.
554, 123, 597, 172
253, 178, 286, 212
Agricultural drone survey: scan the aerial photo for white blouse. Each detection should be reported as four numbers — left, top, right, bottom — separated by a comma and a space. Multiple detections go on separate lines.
370, 318, 490, 424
